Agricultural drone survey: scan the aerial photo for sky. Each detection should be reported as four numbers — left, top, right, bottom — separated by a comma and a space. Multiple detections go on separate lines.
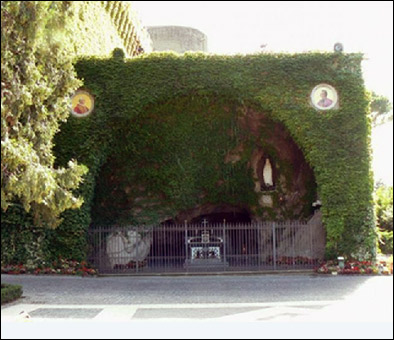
132, 1, 393, 185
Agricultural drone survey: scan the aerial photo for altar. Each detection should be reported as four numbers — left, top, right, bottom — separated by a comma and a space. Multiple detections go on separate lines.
184, 221, 229, 269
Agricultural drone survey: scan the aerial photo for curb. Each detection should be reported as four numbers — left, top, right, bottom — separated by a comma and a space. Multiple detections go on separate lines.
97, 269, 316, 277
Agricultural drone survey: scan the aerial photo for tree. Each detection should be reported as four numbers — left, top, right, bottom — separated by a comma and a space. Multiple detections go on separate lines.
374, 183, 393, 254
375, 184, 393, 231
1, 1, 87, 228
370, 91, 393, 127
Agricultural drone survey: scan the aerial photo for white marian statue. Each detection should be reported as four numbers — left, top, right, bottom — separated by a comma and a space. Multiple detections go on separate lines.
263, 158, 273, 187
106, 230, 151, 268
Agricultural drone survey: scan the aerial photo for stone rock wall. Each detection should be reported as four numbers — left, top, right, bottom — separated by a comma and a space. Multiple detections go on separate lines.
147, 26, 208, 53
258, 211, 326, 261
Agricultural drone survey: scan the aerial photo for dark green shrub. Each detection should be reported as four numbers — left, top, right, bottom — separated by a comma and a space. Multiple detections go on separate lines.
112, 47, 125, 59
378, 229, 393, 254
1, 284, 23, 305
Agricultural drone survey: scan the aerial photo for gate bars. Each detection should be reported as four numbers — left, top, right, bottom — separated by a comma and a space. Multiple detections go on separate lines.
88, 219, 324, 274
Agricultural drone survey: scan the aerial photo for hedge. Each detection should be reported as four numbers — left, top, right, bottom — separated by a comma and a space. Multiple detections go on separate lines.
1, 284, 23, 305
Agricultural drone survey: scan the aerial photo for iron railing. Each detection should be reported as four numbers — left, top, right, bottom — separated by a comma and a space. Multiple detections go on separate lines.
88, 215, 325, 274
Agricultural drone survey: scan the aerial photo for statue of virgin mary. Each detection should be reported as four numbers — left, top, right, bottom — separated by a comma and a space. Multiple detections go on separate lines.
263, 158, 274, 187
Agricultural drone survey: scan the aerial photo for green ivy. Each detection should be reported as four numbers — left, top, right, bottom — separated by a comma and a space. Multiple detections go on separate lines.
3, 51, 376, 262
0, 1, 147, 263
50, 51, 375, 261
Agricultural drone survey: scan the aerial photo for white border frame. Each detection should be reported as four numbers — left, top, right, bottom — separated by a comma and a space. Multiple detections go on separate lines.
70, 90, 94, 118
310, 84, 338, 111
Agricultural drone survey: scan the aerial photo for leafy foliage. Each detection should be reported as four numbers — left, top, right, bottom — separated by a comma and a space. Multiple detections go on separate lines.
1, 284, 23, 305
375, 184, 393, 232
102, 1, 151, 56
0, 6, 377, 262
1, 1, 87, 228
50, 51, 376, 260
1, 1, 151, 264
369, 91, 393, 127
112, 47, 126, 60
374, 184, 393, 254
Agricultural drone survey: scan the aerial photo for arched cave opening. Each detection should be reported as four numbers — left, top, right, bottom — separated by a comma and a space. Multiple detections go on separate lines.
190, 211, 251, 224
149, 208, 257, 267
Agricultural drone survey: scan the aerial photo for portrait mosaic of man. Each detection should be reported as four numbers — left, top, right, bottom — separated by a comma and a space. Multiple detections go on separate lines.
310, 84, 338, 111
71, 90, 94, 117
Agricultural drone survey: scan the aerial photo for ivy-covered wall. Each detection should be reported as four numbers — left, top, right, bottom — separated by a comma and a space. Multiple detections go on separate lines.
1, 1, 150, 266
64, 1, 151, 57
91, 95, 317, 226
65, 1, 125, 57
53, 51, 375, 261
2, 51, 376, 265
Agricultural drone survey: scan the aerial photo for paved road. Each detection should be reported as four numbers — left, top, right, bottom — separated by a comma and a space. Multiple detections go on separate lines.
1, 274, 393, 339
0, 273, 382, 305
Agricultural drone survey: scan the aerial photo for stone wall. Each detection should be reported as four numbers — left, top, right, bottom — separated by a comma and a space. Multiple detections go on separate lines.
66, 1, 152, 58
147, 26, 207, 53
258, 211, 326, 261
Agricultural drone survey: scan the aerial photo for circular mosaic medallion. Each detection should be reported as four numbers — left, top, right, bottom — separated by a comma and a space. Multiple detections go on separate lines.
70, 90, 94, 117
310, 84, 338, 111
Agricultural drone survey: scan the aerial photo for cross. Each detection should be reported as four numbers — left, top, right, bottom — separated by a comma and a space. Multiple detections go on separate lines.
201, 218, 209, 244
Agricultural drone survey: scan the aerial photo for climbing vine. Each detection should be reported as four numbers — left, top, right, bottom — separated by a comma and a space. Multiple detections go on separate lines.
0, 1, 147, 265
3, 51, 376, 262
56, 51, 374, 260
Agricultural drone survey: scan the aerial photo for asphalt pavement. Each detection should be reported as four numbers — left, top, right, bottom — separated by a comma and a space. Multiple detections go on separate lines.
0, 273, 382, 305
1, 273, 393, 339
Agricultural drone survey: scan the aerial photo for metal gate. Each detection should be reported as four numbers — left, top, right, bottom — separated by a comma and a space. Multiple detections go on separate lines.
88, 216, 324, 274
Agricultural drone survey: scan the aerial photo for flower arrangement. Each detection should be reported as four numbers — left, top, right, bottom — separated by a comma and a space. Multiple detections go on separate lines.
1, 258, 98, 277
315, 260, 382, 275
